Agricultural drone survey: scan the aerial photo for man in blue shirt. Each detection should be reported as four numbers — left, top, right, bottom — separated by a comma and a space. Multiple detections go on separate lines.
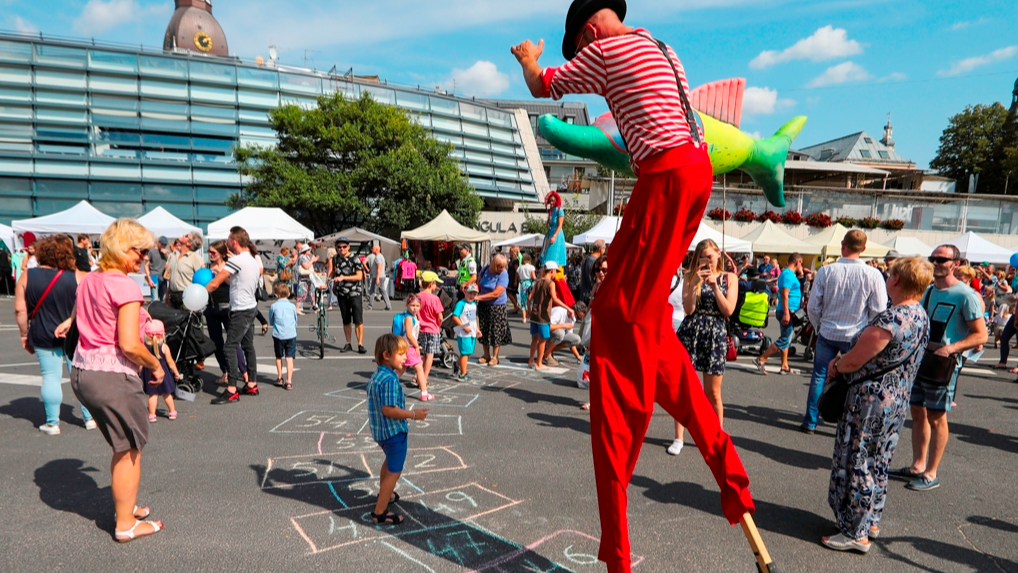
889, 244, 986, 492
754, 253, 803, 375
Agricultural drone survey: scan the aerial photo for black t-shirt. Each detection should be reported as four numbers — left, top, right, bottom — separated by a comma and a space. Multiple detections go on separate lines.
73, 246, 91, 272
26, 268, 78, 349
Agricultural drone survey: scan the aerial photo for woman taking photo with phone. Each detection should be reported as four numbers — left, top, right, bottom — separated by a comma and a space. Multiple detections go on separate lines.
671, 239, 738, 455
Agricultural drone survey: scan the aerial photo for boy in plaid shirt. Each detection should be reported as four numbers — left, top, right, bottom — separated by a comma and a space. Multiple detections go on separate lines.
366, 334, 429, 525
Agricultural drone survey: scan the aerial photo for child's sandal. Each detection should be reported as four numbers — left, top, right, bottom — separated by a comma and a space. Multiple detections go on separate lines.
389, 492, 400, 505
371, 510, 403, 525
274, 378, 285, 388
284, 382, 292, 391
167, 411, 177, 420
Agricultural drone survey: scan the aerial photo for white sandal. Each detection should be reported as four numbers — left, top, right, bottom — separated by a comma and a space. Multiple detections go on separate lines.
115, 519, 163, 543
821, 533, 870, 553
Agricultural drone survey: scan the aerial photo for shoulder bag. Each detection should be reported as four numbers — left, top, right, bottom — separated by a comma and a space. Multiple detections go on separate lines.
914, 289, 959, 387
818, 342, 921, 424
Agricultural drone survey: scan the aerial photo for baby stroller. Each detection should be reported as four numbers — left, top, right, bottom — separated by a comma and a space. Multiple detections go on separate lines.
436, 286, 459, 369
730, 278, 772, 356
148, 302, 216, 394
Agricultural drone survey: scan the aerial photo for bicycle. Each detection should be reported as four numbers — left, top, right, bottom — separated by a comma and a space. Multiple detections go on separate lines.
309, 275, 335, 359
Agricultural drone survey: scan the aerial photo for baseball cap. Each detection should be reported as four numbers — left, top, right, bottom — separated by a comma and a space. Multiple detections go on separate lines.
421, 270, 440, 283
158, 236, 168, 245
334, 236, 350, 245
885, 249, 900, 259
465, 283, 479, 293
144, 319, 165, 338
543, 261, 559, 271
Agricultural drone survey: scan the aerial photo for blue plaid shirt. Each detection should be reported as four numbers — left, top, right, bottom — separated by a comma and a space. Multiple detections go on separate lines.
366, 365, 407, 442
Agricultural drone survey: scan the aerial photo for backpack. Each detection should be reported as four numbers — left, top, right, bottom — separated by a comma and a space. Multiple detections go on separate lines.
739, 292, 769, 327
392, 312, 410, 336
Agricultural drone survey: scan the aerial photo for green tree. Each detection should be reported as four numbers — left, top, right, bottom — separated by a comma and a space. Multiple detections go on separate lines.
930, 103, 1010, 193
232, 92, 482, 237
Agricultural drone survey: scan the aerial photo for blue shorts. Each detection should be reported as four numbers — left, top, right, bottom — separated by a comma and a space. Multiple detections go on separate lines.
273, 336, 297, 358
457, 336, 476, 356
530, 322, 551, 339
377, 432, 408, 473
909, 364, 961, 412
775, 322, 795, 350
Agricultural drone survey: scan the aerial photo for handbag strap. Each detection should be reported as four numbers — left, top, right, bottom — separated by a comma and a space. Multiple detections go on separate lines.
845, 339, 922, 387
30, 269, 65, 322
653, 39, 702, 147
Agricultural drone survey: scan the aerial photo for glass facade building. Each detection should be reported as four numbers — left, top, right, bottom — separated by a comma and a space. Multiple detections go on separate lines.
0, 33, 541, 227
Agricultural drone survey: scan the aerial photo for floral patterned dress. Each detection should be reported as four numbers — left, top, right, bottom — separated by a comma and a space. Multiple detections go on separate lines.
677, 274, 729, 375
828, 303, 929, 540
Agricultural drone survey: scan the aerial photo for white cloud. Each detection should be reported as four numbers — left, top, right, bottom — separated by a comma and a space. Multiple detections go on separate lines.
445, 61, 510, 97
742, 86, 796, 115
807, 61, 871, 87
9, 16, 37, 34
937, 46, 1018, 77
750, 26, 863, 69
951, 18, 990, 31
880, 72, 907, 82
72, 0, 168, 36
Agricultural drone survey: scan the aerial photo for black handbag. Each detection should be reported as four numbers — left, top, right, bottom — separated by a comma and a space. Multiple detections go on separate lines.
817, 343, 921, 424
914, 289, 959, 387
62, 319, 79, 359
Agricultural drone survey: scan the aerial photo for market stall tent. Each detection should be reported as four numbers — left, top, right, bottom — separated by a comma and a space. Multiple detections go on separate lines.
206, 207, 314, 241
137, 206, 202, 239
884, 236, 934, 257
739, 220, 821, 255
400, 210, 489, 243
0, 223, 14, 252
943, 231, 1014, 265
493, 233, 581, 251
806, 223, 890, 258
318, 227, 401, 264
11, 200, 116, 236
573, 217, 752, 253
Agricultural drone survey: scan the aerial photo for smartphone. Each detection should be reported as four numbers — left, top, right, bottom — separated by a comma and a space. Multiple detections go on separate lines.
699, 257, 710, 271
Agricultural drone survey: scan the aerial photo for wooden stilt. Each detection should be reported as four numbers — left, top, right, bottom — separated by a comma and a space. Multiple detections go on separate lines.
740, 513, 777, 573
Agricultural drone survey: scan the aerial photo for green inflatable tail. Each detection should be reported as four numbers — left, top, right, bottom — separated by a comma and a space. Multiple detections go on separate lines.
741, 116, 808, 208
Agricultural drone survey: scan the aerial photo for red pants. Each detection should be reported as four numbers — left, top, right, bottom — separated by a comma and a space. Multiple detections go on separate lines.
589, 145, 756, 572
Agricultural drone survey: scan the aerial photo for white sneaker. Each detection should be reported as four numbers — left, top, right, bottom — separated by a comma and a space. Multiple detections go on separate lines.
38, 423, 61, 435
666, 439, 684, 456
84, 419, 98, 430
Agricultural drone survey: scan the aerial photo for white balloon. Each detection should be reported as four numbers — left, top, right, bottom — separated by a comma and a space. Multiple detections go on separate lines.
182, 283, 209, 311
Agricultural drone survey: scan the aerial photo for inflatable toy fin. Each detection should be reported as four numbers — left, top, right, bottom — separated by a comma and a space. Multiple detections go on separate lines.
689, 78, 745, 128
740, 116, 807, 208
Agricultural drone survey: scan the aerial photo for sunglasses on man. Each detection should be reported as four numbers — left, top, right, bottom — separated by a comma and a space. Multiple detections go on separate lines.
927, 256, 957, 264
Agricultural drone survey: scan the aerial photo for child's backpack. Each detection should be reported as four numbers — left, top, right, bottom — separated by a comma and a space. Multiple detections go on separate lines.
739, 292, 769, 327
392, 312, 409, 336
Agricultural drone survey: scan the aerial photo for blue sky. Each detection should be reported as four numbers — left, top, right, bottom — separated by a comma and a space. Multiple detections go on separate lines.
6, 0, 1018, 168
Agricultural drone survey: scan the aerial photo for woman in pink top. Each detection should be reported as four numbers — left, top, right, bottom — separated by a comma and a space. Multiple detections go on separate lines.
61, 218, 165, 543
416, 271, 445, 388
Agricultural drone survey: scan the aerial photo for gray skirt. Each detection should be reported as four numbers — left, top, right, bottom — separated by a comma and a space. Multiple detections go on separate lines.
70, 367, 150, 453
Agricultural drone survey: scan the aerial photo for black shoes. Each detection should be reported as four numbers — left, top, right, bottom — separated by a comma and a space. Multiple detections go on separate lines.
240, 384, 260, 396
799, 424, 816, 435
211, 391, 240, 405
341, 343, 353, 353
358, 345, 367, 354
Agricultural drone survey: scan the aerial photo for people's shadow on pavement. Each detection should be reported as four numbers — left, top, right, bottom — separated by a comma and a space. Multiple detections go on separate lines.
880, 534, 1018, 572
527, 412, 591, 435
629, 476, 829, 544
34, 458, 114, 532
948, 421, 1018, 456
0, 396, 45, 427
725, 403, 810, 433
492, 386, 585, 408
731, 435, 831, 470
967, 515, 1018, 533
251, 464, 573, 571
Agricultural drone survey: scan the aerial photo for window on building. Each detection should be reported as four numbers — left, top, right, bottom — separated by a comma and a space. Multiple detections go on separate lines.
878, 150, 890, 159
864, 137, 873, 144
88, 50, 138, 74
859, 150, 872, 158
565, 116, 575, 124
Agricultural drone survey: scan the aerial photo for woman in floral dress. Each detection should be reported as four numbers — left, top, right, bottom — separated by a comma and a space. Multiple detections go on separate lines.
674, 239, 738, 454
821, 257, 932, 553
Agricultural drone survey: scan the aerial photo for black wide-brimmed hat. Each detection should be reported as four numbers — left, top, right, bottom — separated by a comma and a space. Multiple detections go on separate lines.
562, 0, 627, 60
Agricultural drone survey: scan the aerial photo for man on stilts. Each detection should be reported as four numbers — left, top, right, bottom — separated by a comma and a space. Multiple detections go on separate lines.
512, 2, 766, 572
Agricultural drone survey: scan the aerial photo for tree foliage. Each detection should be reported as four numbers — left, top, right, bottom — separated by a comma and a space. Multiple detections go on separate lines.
232, 92, 483, 237
930, 103, 1010, 194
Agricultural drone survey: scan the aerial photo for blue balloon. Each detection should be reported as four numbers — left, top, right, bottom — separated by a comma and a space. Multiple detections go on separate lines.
192, 267, 214, 287
1010, 252, 1018, 269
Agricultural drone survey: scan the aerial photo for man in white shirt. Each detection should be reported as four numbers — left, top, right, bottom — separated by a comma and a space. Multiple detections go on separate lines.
365, 244, 391, 311
802, 230, 887, 433
206, 226, 262, 404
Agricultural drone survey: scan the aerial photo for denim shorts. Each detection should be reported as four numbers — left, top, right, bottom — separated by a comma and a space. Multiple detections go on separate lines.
775, 322, 795, 350
377, 432, 408, 473
273, 336, 297, 358
530, 322, 551, 339
457, 336, 476, 356
909, 363, 961, 412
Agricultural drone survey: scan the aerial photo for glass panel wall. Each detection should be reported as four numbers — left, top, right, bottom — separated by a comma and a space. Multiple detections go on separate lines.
89, 50, 138, 73
0, 64, 31, 83
34, 45, 87, 68
139, 55, 188, 78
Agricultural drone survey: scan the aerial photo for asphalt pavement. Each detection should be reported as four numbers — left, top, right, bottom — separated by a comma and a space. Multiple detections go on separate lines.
1, 296, 1016, 573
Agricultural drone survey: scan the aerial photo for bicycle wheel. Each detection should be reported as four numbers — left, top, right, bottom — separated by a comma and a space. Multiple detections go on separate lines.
318, 312, 326, 359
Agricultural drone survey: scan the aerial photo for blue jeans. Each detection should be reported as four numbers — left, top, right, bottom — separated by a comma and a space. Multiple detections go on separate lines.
803, 336, 854, 429
36, 347, 92, 426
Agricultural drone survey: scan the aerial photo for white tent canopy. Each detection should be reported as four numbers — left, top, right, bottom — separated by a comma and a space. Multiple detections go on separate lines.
137, 206, 202, 240
493, 233, 581, 251
738, 220, 821, 255
884, 236, 934, 257
0, 223, 14, 252
12, 200, 116, 236
206, 207, 314, 241
401, 210, 489, 243
943, 231, 1015, 265
806, 223, 890, 258
573, 217, 752, 253
318, 227, 401, 264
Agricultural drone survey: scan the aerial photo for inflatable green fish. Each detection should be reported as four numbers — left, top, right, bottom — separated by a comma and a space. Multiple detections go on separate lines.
537, 78, 806, 208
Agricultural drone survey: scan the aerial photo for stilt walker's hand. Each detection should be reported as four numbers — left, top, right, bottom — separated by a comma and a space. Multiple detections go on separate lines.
511, 39, 544, 64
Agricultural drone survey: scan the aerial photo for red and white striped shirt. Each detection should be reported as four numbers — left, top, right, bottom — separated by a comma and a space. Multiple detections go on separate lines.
542, 29, 704, 175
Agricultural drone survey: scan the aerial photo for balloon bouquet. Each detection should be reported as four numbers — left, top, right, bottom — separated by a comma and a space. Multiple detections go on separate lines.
184, 267, 214, 311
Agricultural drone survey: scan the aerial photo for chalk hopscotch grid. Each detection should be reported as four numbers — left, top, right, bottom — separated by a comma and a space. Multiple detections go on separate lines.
259, 446, 468, 490
269, 410, 464, 436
